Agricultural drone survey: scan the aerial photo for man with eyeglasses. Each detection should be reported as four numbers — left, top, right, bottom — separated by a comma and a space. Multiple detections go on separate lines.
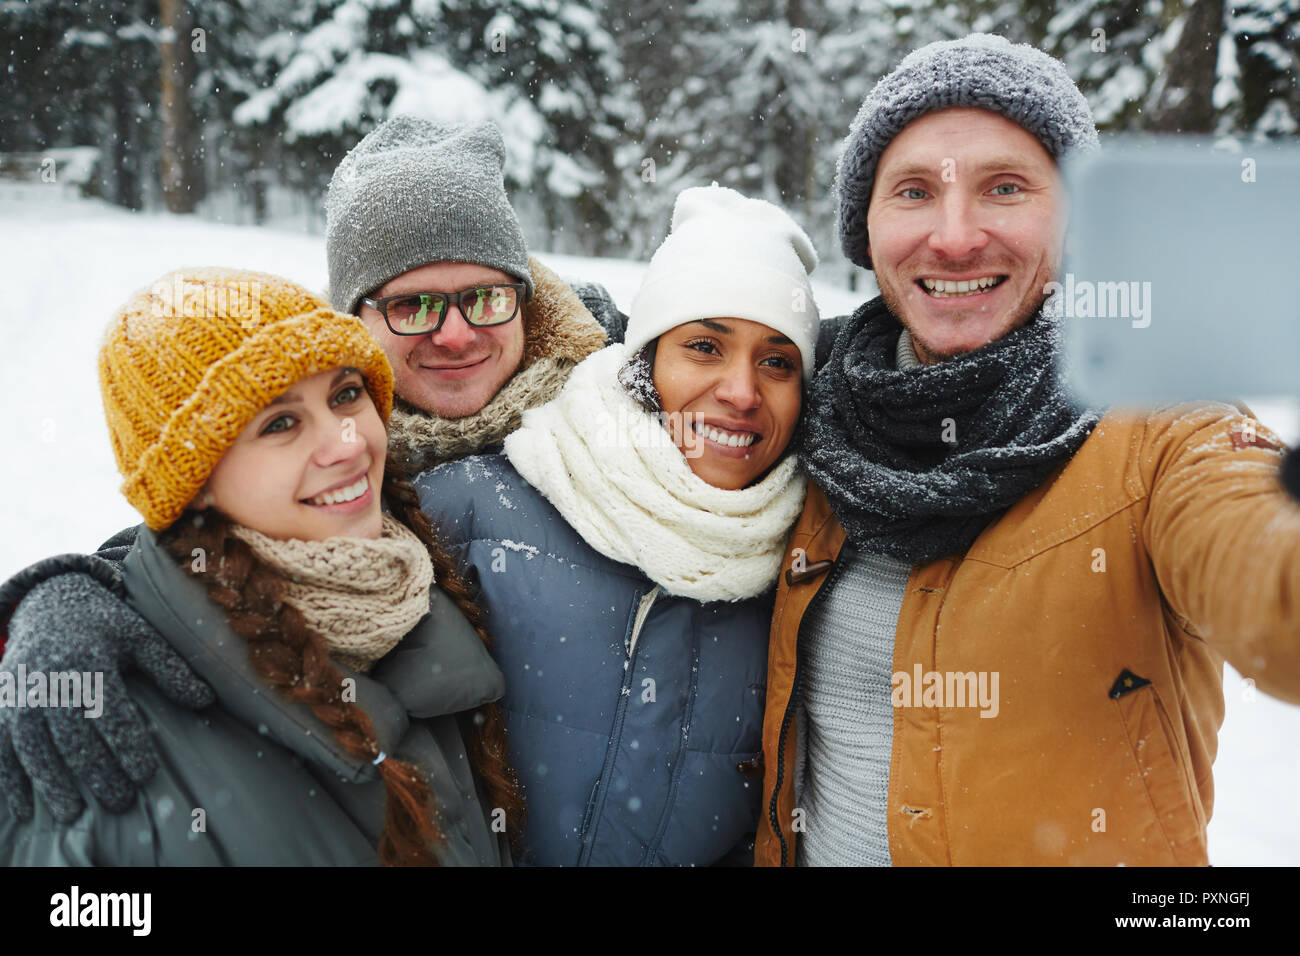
328, 115, 621, 475
0, 116, 625, 826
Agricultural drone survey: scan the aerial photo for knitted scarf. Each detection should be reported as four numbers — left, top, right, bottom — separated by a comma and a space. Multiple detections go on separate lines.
387, 358, 573, 474
230, 513, 434, 673
386, 256, 608, 474
503, 344, 807, 603
802, 296, 1101, 563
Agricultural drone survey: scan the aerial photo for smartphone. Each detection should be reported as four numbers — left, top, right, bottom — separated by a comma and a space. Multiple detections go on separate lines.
1059, 136, 1300, 406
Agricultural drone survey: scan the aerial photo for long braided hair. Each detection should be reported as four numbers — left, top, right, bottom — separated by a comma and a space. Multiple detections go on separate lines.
379, 454, 525, 844
157, 450, 524, 866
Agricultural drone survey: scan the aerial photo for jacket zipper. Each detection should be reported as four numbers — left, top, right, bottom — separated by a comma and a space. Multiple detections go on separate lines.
641, 605, 699, 864
767, 558, 844, 868
577, 584, 660, 864
627, 585, 661, 659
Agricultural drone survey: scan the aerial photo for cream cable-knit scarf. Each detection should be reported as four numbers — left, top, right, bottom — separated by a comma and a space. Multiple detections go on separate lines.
503, 344, 808, 603
230, 513, 434, 673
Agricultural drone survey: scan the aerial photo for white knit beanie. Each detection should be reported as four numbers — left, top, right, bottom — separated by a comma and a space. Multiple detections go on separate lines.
626, 185, 820, 379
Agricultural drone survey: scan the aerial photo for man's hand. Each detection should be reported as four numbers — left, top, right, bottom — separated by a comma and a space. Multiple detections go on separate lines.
0, 568, 213, 824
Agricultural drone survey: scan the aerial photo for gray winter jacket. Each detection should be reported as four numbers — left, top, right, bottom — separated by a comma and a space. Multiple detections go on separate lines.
0, 525, 510, 866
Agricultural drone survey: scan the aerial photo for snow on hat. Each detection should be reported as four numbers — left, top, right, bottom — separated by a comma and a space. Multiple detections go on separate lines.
626, 185, 820, 379
325, 116, 533, 314
100, 268, 394, 531
837, 32, 1099, 270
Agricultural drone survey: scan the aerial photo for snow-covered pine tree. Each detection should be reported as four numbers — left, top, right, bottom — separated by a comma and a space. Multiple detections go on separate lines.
160, 0, 205, 213
228, 0, 630, 253
610, 0, 897, 282
180, 0, 284, 223
1042, 1, 1162, 130
878, 0, 1044, 47
1226, 0, 1300, 137
1, 0, 162, 209
434, 0, 635, 256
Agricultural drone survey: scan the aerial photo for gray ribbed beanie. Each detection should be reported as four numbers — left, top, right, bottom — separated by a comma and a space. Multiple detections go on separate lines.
837, 33, 1098, 270
326, 116, 533, 314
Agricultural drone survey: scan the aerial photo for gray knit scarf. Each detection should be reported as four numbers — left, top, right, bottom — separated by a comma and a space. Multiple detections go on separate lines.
802, 296, 1101, 563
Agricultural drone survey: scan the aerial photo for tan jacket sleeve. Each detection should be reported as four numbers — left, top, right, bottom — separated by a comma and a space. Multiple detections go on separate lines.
1141, 401, 1300, 704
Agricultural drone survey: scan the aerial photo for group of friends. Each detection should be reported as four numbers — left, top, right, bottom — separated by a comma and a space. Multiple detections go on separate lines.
1, 33, 1297, 867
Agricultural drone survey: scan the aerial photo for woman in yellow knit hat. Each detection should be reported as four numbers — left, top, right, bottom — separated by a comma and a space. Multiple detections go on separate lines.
0, 268, 519, 865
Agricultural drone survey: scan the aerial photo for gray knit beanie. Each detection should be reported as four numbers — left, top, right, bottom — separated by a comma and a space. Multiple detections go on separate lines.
837, 33, 1099, 270
325, 116, 533, 314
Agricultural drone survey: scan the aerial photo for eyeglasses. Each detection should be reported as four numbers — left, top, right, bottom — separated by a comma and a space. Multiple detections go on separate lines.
361, 283, 526, 336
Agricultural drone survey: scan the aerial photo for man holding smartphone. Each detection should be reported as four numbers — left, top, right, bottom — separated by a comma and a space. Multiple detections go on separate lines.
758, 33, 1300, 867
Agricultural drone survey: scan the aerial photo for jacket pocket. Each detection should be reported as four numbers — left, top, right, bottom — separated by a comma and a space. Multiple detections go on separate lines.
1111, 673, 1205, 864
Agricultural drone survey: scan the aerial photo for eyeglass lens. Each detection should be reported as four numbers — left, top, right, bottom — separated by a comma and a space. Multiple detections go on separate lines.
387, 286, 518, 333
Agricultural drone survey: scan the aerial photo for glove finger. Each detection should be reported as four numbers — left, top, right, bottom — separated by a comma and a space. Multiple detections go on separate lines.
48, 709, 138, 814
123, 620, 215, 711
47, 717, 136, 816
83, 669, 158, 786
45, 670, 143, 812
11, 709, 86, 825
0, 726, 35, 822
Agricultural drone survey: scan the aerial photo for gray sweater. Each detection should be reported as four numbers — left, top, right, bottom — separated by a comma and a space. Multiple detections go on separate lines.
793, 329, 921, 867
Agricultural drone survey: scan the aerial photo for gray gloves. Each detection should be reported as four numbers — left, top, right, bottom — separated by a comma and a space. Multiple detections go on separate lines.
0, 558, 213, 824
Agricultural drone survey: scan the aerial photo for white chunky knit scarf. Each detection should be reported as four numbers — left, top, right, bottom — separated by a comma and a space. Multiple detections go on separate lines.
230, 513, 434, 672
503, 344, 807, 603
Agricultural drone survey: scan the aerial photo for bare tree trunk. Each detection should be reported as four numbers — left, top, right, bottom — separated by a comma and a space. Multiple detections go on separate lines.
111, 69, 141, 210
1147, 0, 1225, 133
159, 0, 204, 213
250, 133, 268, 225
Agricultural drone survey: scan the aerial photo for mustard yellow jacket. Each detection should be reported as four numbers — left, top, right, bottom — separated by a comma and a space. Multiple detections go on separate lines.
757, 402, 1300, 866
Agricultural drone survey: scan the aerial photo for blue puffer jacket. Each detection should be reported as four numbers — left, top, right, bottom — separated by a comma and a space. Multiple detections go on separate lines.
415, 453, 771, 866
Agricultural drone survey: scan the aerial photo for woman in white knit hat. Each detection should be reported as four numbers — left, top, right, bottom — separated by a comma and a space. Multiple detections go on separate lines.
414, 184, 821, 865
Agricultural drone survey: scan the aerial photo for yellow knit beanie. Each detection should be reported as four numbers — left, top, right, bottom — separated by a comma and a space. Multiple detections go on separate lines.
100, 267, 395, 531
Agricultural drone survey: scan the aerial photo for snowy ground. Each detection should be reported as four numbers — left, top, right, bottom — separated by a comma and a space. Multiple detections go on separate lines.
1, 186, 1297, 864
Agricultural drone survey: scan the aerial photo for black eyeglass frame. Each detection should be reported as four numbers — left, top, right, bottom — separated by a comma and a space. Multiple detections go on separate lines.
360, 282, 528, 336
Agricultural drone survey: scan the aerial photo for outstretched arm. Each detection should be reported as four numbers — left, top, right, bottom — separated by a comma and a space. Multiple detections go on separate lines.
1143, 403, 1300, 703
